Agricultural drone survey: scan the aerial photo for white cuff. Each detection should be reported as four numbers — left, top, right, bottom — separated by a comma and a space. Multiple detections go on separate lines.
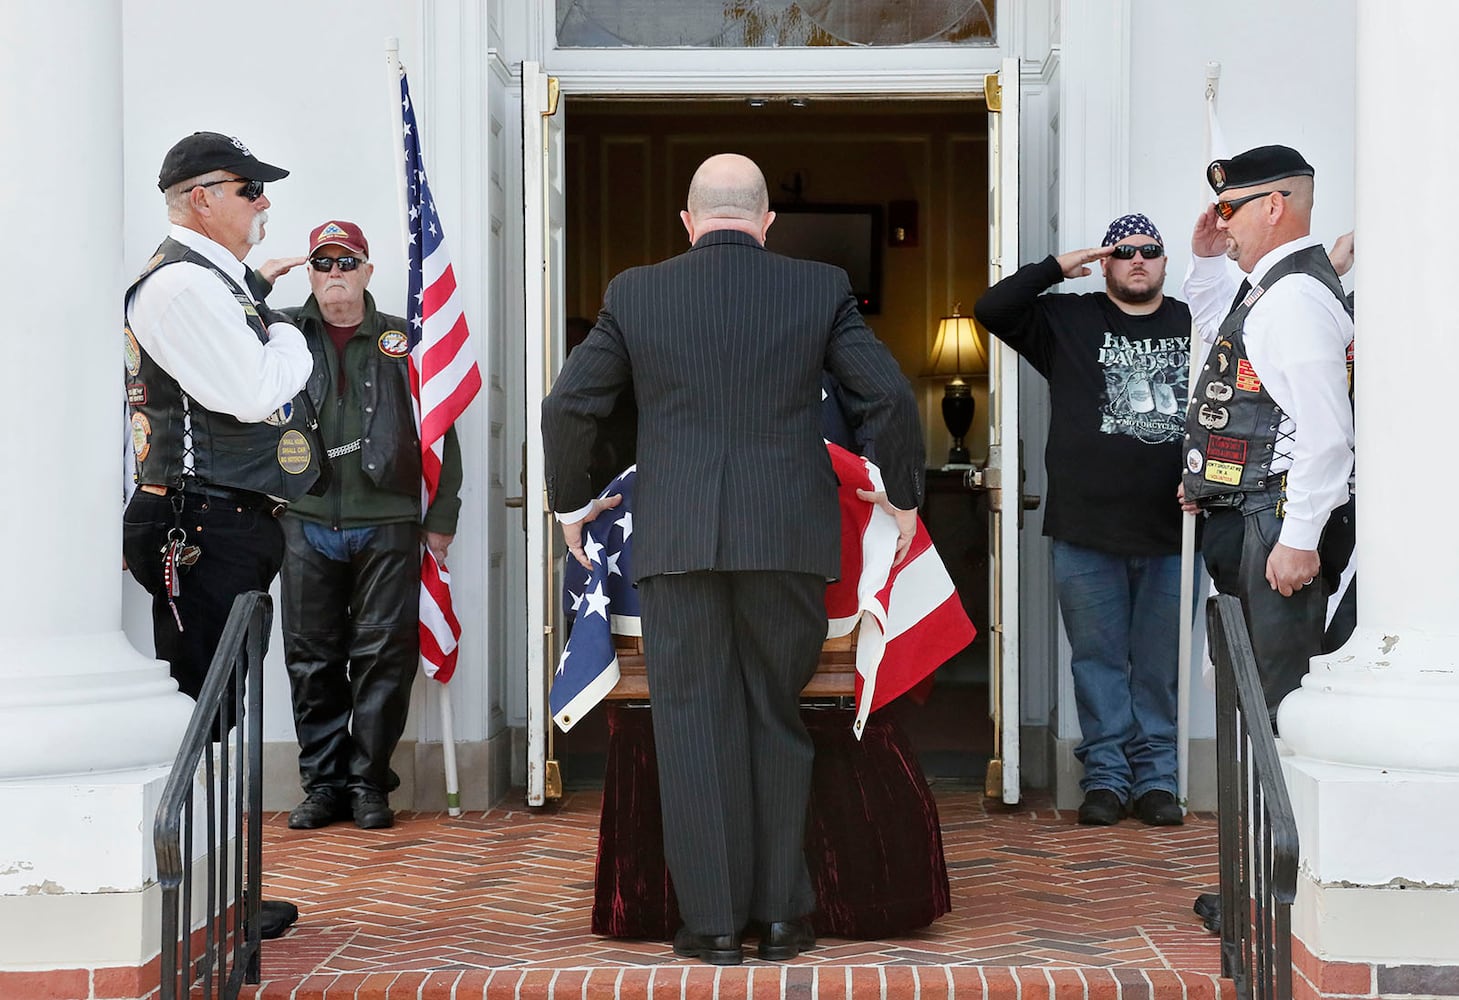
1277, 517, 1323, 552
555, 501, 594, 525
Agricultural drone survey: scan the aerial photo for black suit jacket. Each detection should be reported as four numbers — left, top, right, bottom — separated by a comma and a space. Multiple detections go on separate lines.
542, 229, 924, 583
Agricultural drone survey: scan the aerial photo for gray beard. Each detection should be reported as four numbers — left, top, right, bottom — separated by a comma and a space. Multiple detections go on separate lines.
247, 210, 268, 246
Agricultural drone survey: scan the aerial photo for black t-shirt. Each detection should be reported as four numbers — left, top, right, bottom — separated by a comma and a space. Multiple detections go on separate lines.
974, 255, 1190, 556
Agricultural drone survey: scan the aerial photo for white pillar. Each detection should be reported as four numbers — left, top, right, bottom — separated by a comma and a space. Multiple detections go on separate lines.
1277, 0, 1459, 979
0, 1, 195, 990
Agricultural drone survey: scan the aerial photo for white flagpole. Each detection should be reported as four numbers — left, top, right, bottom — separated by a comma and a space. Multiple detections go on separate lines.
387, 37, 462, 818
386, 39, 411, 260
1177, 60, 1221, 811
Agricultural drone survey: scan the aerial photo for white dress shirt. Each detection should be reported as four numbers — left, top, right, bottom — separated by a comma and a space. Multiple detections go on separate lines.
1183, 236, 1354, 550
126, 225, 313, 422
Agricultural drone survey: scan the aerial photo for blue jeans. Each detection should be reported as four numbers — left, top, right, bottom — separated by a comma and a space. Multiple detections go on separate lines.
300, 521, 379, 561
1052, 540, 1181, 801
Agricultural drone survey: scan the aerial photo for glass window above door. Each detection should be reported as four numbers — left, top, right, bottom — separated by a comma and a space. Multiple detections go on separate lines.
556, 0, 995, 47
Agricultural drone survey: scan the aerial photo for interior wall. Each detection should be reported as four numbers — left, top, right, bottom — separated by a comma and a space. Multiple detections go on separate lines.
563, 101, 993, 465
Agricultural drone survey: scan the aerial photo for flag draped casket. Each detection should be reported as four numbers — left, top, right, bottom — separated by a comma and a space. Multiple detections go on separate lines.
554, 443, 977, 733
557, 443, 976, 938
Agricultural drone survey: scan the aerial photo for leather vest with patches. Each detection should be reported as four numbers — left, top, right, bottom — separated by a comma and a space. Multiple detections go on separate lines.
124, 238, 323, 499
1182, 245, 1351, 503
285, 302, 421, 498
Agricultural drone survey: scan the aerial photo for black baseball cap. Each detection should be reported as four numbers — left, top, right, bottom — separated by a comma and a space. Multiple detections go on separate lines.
1206, 144, 1313, 195
157, 131, 289, 191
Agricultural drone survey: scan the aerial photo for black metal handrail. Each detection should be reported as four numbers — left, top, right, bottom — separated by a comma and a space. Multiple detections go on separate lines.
154, 592, 270, 1000
1207, 593, 1299, 1000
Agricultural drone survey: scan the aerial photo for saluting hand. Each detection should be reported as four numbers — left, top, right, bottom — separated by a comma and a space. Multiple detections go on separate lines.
563, 494, 624, 570
1055, 245, 1116, 278
1191, 205, 1229, 258
1328, 231, 1355, 278
257, 255, 308, 283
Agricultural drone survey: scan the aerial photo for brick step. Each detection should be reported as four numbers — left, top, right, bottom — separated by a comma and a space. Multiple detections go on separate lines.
240, 965, 1235, 1000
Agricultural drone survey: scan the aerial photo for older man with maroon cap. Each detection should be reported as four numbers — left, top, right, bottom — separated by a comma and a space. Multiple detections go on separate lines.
259, 221, 463, 830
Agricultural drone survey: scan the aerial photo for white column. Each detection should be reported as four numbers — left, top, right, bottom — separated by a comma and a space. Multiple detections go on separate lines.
0, 0, 195, 984
1277, 0, 1459, 971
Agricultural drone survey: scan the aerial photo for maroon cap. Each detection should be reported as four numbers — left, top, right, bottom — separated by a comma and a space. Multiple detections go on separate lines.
308, 220, 369, 258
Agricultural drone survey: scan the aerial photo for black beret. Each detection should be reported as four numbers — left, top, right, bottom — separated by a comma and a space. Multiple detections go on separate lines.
1206, 145, 1313, 194
157, 131, 289, 191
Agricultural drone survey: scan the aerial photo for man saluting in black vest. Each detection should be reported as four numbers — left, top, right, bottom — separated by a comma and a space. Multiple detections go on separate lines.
1179, 145, 1356, 727
123, 131, 321, 940
123, 132, 322, 702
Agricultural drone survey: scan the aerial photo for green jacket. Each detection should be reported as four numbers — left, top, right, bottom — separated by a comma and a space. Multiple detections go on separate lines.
279, 291, 462, 533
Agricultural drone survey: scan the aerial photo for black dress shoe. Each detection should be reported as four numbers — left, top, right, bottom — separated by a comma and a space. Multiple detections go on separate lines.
287, 789, 349, 830
757, 918, 816, 961
1133, 789, 1185, 826
1077, 788, 1126, 826
351, 788, 394, 829
258, 899, 299, 940
672, 927, 743, 966
1193, 892, 1222, 934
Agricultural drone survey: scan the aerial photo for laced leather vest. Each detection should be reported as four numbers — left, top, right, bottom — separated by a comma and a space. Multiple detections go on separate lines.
1182, 245, 1351, 505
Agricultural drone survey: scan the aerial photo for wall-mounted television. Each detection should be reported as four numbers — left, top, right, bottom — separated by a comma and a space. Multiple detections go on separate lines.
767, 203, 883, 315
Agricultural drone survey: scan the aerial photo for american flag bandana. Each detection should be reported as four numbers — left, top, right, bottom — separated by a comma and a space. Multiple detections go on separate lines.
1102, 212, 1163, 247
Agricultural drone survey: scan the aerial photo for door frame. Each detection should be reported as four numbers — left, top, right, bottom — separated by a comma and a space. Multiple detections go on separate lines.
518, 56, 1033, 805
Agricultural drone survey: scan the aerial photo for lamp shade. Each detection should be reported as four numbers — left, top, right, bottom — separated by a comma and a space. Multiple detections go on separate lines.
925, 310, 989, 378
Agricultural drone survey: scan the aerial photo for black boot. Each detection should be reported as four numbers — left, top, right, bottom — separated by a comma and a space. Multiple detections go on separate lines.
287, 788, 349, 830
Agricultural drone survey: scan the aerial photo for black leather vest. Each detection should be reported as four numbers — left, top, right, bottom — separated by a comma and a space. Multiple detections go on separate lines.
290, 303, 422, 498
125, 237, 323, 499
1182, 245, 1351, 504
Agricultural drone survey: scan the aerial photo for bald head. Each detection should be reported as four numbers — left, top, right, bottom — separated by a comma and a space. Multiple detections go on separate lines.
681, 154, 775, 244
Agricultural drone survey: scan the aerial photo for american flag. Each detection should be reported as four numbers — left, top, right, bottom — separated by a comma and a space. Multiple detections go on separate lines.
401, 66, 482, 683
552, 465, 639, 729
553, 443, 976, 734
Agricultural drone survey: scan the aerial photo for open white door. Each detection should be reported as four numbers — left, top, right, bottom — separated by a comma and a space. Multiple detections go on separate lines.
985, 58, 1022, 805
522, 62, 566, 806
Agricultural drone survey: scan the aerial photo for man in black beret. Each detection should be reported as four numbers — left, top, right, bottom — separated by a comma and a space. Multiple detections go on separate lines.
1179, 144, 1356, 726
125, 131, 316, 939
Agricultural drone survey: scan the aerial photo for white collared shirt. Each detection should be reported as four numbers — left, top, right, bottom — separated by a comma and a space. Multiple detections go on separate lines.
125, 225, 312, 423
1183, 237, 1354, 550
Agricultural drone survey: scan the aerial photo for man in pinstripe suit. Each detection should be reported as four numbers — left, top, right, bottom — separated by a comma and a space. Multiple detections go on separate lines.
542, 153, 924, 965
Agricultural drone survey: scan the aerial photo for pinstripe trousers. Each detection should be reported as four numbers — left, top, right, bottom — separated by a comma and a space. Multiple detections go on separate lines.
637, 570, 826, 936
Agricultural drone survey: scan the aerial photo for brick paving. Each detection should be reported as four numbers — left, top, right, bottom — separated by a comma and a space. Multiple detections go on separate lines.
241, 785, 1231, 999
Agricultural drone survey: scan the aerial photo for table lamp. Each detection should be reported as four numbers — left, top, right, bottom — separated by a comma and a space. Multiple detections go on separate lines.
924, 305, 989, 466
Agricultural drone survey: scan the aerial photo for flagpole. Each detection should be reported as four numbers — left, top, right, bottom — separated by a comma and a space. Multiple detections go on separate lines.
1177, 60, 1221, 812
388, 36, 462, 818
386, 39, 411, 262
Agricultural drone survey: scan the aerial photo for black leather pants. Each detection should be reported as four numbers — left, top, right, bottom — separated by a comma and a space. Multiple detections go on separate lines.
279, 518, 419, 795
1202, 497, 1355, 726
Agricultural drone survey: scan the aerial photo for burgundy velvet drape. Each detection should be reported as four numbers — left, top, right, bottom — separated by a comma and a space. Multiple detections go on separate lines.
592, 704, 950, 939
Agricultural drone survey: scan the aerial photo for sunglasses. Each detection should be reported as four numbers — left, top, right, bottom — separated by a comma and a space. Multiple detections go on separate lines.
308, 255, 366, 273
1110, 243, 1164, 260
1214, 189, 1290, 221
189, 177, 266, 202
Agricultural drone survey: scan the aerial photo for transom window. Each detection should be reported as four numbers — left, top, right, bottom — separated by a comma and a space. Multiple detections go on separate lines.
556, 0, 995, 48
